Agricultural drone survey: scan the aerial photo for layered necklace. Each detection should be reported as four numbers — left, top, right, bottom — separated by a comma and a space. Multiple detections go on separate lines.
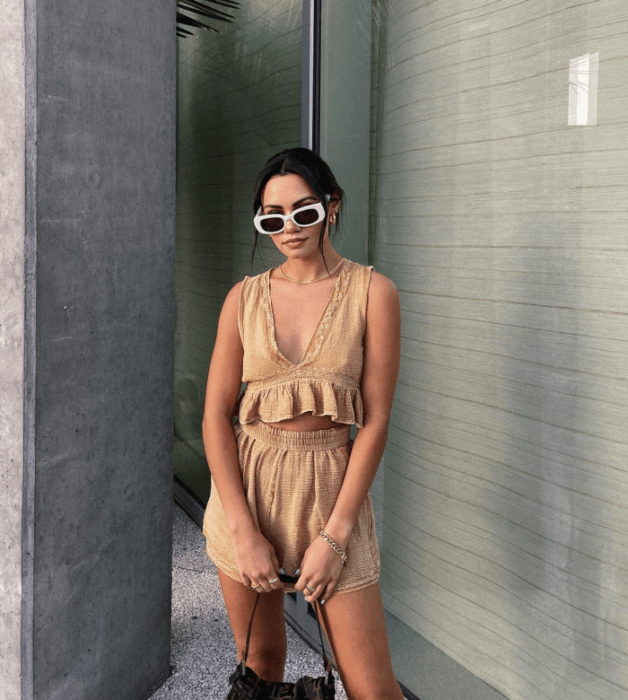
279, 258, 344, 285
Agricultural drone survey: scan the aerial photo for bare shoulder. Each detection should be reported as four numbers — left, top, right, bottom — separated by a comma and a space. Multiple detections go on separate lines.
367, 270, 400, 311
363, 269, 401, 397
221, 279, 244, 315
226, 279, 245, 301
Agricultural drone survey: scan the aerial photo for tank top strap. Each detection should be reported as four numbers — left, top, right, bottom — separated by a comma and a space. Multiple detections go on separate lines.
334, 260, 373, 326
237, 276, 250, 340
238, 273, 271, 349
350, 262, 374, 320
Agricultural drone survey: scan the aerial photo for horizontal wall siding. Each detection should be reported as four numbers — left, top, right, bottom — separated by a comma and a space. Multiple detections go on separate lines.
370, 1, 628, 699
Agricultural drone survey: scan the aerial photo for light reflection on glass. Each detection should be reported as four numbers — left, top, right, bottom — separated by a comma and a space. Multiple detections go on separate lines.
568, 52, 599, 126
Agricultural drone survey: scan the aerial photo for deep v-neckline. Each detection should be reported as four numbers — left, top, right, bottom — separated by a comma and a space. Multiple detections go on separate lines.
263, 260, 347, 367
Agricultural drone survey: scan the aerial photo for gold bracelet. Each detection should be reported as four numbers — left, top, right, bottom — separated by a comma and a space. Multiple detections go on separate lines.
319, 530, 348, 565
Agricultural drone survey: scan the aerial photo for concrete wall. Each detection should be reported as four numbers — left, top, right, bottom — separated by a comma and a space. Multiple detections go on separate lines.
3, 1, 176, 698
0, 2, 25, 698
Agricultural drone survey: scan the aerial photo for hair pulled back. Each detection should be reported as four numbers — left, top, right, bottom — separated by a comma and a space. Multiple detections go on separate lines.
251, 148, 344, 263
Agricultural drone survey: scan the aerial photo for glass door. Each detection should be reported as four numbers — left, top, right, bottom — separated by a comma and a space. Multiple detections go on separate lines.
173, 0, 304, 518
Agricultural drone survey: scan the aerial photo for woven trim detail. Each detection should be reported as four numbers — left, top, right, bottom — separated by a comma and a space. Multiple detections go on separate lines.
261, 259, 352, 368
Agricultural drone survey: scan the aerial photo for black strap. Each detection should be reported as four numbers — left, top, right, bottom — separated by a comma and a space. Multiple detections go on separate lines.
240, 593, 332, 675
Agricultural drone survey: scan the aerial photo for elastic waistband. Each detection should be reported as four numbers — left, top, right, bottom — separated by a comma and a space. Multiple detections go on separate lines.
237, 421, 351, 451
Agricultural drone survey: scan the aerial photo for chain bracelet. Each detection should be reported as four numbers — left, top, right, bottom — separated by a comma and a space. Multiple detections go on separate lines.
319, 530, 348, 565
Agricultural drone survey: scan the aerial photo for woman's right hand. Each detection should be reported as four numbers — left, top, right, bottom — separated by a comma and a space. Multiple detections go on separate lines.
233, 529, 282, 593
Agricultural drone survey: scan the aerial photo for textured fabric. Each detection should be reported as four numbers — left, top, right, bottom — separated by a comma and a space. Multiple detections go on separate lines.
203, 421, 381, 594
237, 259, 373, 427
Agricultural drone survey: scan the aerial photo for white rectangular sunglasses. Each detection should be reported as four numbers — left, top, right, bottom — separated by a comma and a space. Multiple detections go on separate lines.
254, 197, 329, 234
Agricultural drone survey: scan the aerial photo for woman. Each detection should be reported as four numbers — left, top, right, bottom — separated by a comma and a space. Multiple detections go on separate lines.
202, 148, 402, 700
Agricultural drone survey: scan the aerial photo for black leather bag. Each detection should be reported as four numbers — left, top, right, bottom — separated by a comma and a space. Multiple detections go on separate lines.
226, 577, 335, 700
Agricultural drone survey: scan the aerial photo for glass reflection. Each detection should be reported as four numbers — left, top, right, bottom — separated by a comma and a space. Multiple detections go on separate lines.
568, 52, 599, 126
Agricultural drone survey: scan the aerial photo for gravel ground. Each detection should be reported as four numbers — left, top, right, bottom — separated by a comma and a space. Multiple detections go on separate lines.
149, 504, 348, 700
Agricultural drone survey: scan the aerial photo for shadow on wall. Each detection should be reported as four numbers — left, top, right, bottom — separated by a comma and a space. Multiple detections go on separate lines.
502, 205, 620, 695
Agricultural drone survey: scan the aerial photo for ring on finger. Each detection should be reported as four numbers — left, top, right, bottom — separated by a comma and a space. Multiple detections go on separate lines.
305, 583, 316, 593
251, 582, 261, 589
268, 577, 278, 585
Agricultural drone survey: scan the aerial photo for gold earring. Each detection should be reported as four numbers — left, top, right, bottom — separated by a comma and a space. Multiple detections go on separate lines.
330, 213, 337, 225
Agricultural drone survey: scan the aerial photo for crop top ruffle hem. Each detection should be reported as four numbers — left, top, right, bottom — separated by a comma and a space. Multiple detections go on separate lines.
238, 376, 364, 426
237, 259, 372, 428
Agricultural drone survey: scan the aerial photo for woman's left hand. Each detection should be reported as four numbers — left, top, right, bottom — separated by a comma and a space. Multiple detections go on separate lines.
294, 535, 345, 605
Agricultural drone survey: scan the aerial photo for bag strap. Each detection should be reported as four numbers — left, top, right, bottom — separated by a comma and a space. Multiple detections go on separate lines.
240, 593, 261, 673
240, 590, 333, 677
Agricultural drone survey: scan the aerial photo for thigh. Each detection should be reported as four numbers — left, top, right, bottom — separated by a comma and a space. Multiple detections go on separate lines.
218, 570, 287, 681
319, 583, 404, 700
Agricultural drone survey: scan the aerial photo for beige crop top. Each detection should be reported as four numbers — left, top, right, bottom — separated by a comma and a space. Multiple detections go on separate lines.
237, 259, 373, 427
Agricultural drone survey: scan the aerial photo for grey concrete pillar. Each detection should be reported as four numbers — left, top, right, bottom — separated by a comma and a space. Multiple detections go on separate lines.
1, 1, 176, 698
0, 3, 27, 699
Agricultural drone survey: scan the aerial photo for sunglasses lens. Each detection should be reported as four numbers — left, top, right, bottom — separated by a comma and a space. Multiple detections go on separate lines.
256, 203, 324, 233
259, 217, 285, 233
294, 207, 322, 226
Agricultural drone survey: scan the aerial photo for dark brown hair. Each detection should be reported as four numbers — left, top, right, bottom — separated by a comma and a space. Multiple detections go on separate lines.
251, 148, 344, 263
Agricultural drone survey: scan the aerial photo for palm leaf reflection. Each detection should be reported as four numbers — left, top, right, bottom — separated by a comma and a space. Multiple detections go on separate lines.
176, 0, 240, 38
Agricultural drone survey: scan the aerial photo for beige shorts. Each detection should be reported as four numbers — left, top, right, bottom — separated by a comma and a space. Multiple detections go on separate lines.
203, 420, 380, 594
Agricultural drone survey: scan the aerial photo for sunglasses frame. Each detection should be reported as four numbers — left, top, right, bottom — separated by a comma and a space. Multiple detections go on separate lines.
254, 197, 329, 235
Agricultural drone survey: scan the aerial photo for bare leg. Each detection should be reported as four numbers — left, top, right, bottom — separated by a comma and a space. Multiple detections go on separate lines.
319, 583, 404, 700
218, 570, 287, 682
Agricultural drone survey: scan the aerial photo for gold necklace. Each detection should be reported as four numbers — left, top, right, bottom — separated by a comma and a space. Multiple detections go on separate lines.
280, 258, 344, 285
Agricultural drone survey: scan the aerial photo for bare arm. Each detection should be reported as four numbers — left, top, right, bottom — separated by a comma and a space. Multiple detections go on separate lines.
295, 271, 401, 602
202, 282, 250, 535
325, 271, 401, 545
202, 282, 281, 591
